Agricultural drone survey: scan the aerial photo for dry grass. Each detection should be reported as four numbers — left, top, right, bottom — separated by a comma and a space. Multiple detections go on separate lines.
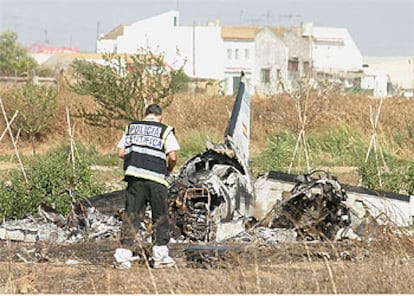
0, 231, 413, 294
1, 90, 413, 186
1, 89, 413, 158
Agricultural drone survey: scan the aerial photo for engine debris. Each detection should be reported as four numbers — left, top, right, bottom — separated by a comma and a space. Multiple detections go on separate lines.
257, 170, 351, 240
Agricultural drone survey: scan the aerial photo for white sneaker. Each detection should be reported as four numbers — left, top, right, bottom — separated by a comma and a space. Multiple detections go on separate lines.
152, 245, 176, 269
113, 248, 140, 270
116, 261, 132, 270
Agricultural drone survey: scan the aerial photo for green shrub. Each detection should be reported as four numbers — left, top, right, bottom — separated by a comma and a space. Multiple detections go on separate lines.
0, 144, 107, 219
252, 126, 414, 195
307, 126, 367, 166
252, 131, 297, 174
178, 131, 222, 164
358, 154, 414, 195
5, 83, 58, 154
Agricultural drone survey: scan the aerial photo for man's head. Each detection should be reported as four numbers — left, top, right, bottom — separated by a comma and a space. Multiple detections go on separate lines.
145, 104, 163, 117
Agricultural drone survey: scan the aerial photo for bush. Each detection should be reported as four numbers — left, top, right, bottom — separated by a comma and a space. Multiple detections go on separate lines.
178, 131, 221, 164
252, 131, 297, 174
0, 144, 107, 219
358, 155, 414, 195
307, 125, 367, 166
5, 83, 58, 154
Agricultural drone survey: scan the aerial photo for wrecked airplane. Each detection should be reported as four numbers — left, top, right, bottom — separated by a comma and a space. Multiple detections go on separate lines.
162, 72, 413, 243
166, 72, 256, 242
1, 73, 413, 245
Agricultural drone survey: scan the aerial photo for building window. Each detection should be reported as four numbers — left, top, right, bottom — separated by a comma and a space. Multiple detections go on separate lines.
261, 68, 270, 84
288, 58, 299, 72
244, 49, 249, 60
235, 49, 239, 60
227, 48, 232, 60
173, 16, 177, 26
303, 61, 310, 73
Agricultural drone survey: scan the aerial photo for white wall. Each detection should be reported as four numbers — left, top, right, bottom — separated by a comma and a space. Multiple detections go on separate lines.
223, 40, 255, 95
96, 10, 224, 81
311, 27, 362, 72
175, 26, 224, 80
254, 28, 288, 95
96, 39, 117, 54
363, 57, 414, 90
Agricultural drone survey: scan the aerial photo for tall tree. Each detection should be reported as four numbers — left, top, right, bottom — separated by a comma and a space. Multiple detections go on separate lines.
69, 48, 188, 130
0, 31, 37, 76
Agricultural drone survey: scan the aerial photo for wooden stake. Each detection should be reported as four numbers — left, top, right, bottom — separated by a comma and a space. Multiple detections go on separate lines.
66, 107, 76, 172
0, 98, 28, 183
0, 110, 18, 143
288, 78, 312, 174
364, 98, 386, 187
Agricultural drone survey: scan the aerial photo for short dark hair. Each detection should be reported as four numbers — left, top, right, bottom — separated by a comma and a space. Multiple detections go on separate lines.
145, 104, 162, 116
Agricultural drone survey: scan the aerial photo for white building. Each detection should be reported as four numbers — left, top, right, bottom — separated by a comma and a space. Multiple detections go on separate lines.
97, 10, 224, 81
303, 23, 363, 72
97, 11, 364, 96
363, 56, 414, 93
361, 68, 390, 98
221, 27, 257, 95
254, 27, 289, 95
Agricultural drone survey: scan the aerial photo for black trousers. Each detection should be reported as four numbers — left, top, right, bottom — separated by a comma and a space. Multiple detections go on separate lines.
120, 177, 170, 246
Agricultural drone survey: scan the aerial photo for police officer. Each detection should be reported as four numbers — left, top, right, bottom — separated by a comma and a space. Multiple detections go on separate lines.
117, 104, 180, 268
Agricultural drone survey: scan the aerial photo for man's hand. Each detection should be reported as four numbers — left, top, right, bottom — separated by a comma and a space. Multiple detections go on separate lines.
117, 148, 125, 159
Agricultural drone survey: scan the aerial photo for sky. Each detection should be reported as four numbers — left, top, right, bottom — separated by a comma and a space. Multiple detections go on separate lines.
0, 0, 413, 56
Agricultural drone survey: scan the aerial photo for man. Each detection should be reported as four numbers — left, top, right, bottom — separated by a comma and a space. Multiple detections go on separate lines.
117, 104, 180, 269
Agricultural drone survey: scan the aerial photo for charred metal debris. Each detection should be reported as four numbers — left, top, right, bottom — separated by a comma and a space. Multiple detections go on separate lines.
167, 142, 255, 243
168, 167, 352, 243
257, 170, 351, 241
0, 168, 356, 244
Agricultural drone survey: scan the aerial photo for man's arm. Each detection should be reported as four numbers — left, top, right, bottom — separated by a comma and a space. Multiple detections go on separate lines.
167, 151, 177, 173
117, 133, 126, 159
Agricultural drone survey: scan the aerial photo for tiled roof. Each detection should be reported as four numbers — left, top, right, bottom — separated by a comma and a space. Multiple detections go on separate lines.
271, 27, 293, 37
221, 26, 261, 40
102, 25, 125, 40
222, 26, 299, 40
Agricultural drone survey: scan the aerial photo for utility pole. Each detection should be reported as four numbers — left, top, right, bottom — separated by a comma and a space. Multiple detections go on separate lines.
192, 21, 196, 96
43, 29, 49, 44
96, 21, 100, 52
192, 21, 195, 77
265, 10, 272, 26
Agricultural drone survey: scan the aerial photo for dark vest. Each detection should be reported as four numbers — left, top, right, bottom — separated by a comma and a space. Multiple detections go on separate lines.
123, 120, 173, 186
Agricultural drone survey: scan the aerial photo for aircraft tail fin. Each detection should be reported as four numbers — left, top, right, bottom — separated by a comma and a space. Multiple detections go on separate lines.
225, 71, 251, 168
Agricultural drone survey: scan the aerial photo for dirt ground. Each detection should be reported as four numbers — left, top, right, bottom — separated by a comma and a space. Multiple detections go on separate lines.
1, 235, 413, 294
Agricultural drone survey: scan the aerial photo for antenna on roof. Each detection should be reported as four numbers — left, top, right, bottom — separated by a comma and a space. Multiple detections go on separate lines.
265, 10, 272, 25
279, 13, 301, 26
245, 17, 264, 26
241, 11, 264, 26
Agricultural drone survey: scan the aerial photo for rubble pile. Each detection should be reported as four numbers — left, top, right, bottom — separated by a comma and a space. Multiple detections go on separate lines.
0, 170, 390, 245
0, 202, 121, 243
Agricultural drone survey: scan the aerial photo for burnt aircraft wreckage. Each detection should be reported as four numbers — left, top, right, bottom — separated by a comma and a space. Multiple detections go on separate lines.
166, 73, 256, 242
1, 74, 413, 245
162, 73, 413, 243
